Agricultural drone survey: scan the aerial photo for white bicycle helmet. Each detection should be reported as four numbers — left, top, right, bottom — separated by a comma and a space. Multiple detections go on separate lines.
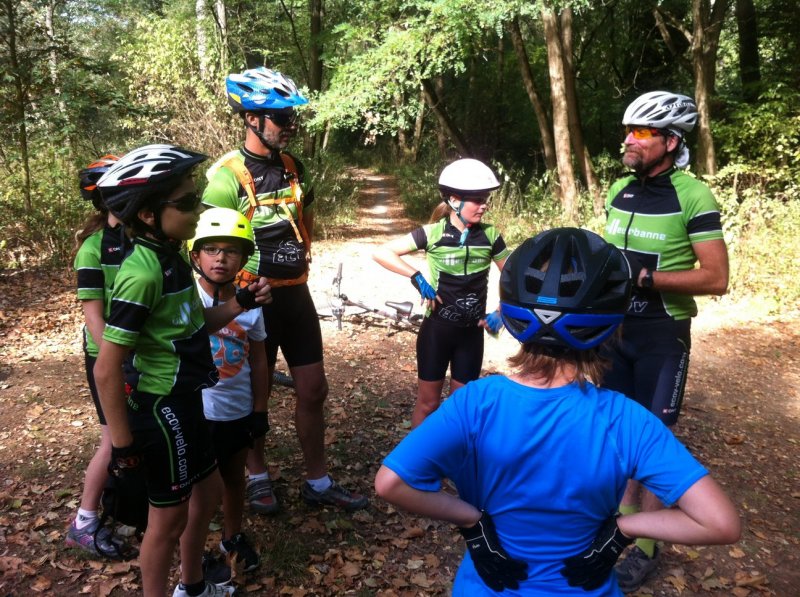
438, 158, 500, 195
97, 144, 206, 222
622, 91, 697, 135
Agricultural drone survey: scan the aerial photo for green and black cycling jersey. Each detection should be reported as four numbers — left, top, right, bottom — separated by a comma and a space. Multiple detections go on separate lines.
202, 147, 314, 281
406, 218, 509, 327
103, 236, 218, 396
604, 168, 723, 321
74, 223, 130, 357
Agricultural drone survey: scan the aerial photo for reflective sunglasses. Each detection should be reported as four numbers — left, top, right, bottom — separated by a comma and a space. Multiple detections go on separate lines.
625, 125, 668, 140
200, 245, 243, 258
265, 111, 298, 128
162, 192, 202, 212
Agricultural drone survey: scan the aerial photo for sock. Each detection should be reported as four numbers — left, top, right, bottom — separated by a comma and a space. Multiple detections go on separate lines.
635, 538, 657, 558
181, 580, 207, 597
307, 475, 332, 492
75, 508, 98, 530
249, 472, 269, 482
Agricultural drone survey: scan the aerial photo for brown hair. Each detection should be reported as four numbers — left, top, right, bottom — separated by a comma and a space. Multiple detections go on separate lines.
72, 211, 108, 257
429, 197, 452, 223
507, 341, 612, 387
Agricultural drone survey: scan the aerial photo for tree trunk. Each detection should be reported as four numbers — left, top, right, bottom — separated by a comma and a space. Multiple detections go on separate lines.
507, 17, 556, 171
691, 0, 730, 175
195, 0, 209, 80
2, 0, 32, 212
542, 7, 579, 221
422, 78, 471, 157
736, 0, 761, 102
410, 88, 425, 163
559, 8, 602, 215
44, 2, 66, 117
214, 0, 227, 66
304, 0, 323, 157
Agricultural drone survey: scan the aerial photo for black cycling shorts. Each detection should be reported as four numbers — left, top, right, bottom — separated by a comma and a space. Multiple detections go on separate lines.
416, 316, 484, 383
261, 283, 323, 368
207, 416, 252, 468
84, 353, 106, 426
127, 390, 217, 507
601, 318, 691, 427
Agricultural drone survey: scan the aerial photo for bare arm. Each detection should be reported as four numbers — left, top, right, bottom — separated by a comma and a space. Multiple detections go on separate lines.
81, 299, 105, 347
248, 338, 269, 413
372, 236, 420, 278
94, 340, 133, 448
374, 465, 481, 527
645, 239, 729, 296
617, 476, 740, 545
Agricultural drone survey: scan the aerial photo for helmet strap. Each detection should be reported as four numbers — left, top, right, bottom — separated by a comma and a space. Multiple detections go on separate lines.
448, 197, 472, 245
245, 113, 281, 154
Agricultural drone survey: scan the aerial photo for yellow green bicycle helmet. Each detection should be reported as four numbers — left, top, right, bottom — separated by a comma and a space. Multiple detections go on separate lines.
189, 207, 255, 259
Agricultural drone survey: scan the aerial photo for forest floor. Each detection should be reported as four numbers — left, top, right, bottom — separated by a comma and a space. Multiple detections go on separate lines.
0, 169, 798, 596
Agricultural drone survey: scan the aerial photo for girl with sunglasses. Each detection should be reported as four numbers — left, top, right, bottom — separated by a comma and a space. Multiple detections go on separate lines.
373, 158, 510, 427
93, 144, 269, 597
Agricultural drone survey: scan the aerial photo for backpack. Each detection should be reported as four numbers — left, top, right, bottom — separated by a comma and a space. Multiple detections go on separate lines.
94, 464, 149, 559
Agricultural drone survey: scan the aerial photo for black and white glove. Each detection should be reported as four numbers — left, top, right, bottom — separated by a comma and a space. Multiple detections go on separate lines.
235, 286, 259, 310
459, 511, 528, 592
621, 250, 644, 285
246, 410, 270, 440
560, 514, 634, 590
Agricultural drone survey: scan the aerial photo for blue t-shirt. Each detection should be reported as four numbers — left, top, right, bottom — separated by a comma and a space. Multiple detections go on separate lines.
382, 375, 708, 596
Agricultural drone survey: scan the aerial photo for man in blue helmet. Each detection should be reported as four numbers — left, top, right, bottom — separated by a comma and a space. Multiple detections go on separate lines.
203, 68, 368, 517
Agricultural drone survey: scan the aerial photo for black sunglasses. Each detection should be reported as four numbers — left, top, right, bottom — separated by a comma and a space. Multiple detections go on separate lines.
264, 111, 298, 128
162, 192, 202, 212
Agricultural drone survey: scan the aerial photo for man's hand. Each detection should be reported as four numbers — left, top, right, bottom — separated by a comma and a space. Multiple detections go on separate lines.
410, 271, 437, 300
560, 514, 634, 590
109, 444, 143, 474
459, 511, 528, 592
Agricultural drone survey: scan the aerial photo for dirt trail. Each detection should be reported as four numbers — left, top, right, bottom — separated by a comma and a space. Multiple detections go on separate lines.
0, 169, 798, 596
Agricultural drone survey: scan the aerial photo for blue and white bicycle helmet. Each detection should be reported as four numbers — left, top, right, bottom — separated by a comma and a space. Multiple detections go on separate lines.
499, 228, 631, 350
226, 67, 308, 113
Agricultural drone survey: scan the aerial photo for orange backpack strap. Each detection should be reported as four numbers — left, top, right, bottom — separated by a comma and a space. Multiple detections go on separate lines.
220, 154, 258, 220
278, 153, 311, 251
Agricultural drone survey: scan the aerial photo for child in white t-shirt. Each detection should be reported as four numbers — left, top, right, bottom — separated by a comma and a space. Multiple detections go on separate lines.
189, 208, 268, 580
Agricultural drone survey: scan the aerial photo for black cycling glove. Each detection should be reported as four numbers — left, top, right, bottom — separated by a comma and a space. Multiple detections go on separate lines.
459, 511, 528, 592
109, 444, 143, 474
247, 411, 270, 440
235, 286, 259, 310
560, 513, 634, 590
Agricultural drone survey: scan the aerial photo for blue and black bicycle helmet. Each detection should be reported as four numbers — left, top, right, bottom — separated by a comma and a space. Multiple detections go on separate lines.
499, 228, 632, 350
97, 144, 206, 223
226, 67, 308, 113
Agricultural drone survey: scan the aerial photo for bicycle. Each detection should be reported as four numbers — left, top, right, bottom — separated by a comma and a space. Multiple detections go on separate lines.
324, 263, 424, 332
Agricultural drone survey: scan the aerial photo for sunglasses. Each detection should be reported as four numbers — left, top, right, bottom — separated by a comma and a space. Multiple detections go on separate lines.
625, 126, 668, 140
264, 111, 298, 128
162, 192, 202, 212
458, 195, 491, 205
200, 245, 243, 258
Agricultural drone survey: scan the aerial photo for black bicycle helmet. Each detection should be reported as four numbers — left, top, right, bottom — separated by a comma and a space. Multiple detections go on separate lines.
499, 228, 632, 350
97, 144, 206, 223
79, 155, 120, 209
